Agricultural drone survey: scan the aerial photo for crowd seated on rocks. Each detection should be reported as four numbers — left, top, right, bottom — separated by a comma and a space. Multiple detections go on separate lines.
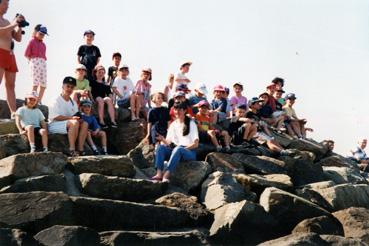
9, 28, 367, 184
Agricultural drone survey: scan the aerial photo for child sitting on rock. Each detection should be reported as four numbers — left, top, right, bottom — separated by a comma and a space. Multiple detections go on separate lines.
145, 92, 170, 146
72, 64, 92, 104
79, 100, 108, 155
195, 100, 231, 152
283, 93, 308, 139
259, 92, 285, 130
131, 68, 152, 120
228, 104, 258, 146
15, 92, 48, 153
210, 85, 228, 124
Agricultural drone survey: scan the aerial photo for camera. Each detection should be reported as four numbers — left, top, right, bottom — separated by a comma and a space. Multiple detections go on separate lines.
16, 14, 29, 28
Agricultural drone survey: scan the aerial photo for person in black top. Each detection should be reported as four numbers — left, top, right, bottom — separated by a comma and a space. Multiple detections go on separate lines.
77, 30, 101, 82
90, 65, 117, 129
228, 104, 258, 145
259, 92, 285, 130
145, 92, 170, 145
107, 52, 122, 85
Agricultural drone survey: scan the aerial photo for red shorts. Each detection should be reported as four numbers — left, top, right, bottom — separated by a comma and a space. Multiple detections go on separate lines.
0, 48, 18, 73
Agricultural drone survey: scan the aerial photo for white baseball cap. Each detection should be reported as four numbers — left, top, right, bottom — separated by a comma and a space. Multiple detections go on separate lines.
194, 83, 208, 95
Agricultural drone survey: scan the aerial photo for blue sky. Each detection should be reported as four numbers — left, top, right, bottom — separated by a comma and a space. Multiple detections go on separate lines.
1, 0, 369, 155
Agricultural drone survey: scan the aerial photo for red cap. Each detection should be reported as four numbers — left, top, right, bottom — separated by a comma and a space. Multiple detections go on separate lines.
213, 85, 225, 92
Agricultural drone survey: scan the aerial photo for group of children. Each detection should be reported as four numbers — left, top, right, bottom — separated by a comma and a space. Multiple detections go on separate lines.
17, 26, 313, 156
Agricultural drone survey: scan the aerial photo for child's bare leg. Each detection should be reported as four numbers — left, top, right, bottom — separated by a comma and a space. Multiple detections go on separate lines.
137, 95, 143, 118
32, 85, 38, 93
99, 131, 107, 148
266, 139, 284, 153
86, 132, 94, 146
221, 131, 231, 148
25, 125, 35, 144
291, 121, 302, 137
38, 86, 46, 103
300, 122, 307, 138
208, 130, 221, 149
130, 95, 136, 120
96, 98, 105, 124
104, 97, 116, 124
243, 123, 251, 141
39, 128, 48, 149
248, 125, 258, 141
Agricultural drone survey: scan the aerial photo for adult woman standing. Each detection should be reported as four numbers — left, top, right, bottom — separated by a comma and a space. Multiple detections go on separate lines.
152, 101, 199, 183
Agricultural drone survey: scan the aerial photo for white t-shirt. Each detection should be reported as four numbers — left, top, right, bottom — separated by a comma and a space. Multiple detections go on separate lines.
112, 77, 134, 100
49, 95, 79, 122
15, 106, 45, 128
166, 119, 199, 146
173, 72, 190, 92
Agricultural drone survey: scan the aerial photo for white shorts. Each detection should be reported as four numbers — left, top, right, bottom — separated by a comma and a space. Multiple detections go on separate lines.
48, 121, 68, 134
30, 57, 47, 87
255, 131, 274, 144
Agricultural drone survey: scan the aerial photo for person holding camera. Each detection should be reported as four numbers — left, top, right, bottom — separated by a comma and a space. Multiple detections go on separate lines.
0, 0, 26, 117
48, 77, 88, 156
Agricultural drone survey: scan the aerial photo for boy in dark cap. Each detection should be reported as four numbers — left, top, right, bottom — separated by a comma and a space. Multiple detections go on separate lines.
77, 30, 101, 81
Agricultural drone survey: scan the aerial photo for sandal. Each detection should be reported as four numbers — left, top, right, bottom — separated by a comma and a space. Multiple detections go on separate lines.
67, 150, 79, 157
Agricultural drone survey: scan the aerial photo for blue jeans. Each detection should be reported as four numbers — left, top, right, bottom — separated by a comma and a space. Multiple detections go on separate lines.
155, 145, 197, 172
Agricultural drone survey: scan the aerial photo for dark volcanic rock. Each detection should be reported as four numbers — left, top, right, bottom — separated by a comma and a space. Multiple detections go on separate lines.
127, 141, 155, 169
258, 232, 328, 246
78, 173, 166, 202
259, 187, 330, 233
100, 229, 208, 246
34, 225, 100, 246
205, 152, 244, 172
0, 134, 29, 159
0, 175, 66, 194
68, 155, 135, 178
292, 215, 344, 236
232, 153, 288, 174
0, 192, 74, 233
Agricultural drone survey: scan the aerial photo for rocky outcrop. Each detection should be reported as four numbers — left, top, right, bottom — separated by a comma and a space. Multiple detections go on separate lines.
155, 192, 212, 225
323, 166, 367, 184
200, 171, 256, 210
205, 152, 244, 172
68, 155, 135, 177
34, 225, 100, 246
170, 161, 212, 193
292, 215, 344, 236
0, 152, 66, 185
258, 232, 328, 246
232, 153, 288, 174
78, 173, 167, 202
127, 141, 155, 169
0, 119, 18, 135
100, 229, 208, 246
209, 200, 277, 245
0, 134, 29, 159
0, 174, 66, 194
314, 184, 369, 211
260, 187, 330, 233
235, 173, 293, 195
333, 207, 369, 243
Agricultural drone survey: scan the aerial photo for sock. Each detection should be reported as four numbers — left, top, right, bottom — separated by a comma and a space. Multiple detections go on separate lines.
91, 145, 98, 151
43, 147, 48, 152
102, 146, 107, 152
30, 143, 36, 150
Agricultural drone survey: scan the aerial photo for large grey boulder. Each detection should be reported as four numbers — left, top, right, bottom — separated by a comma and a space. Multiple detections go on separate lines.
0, 192, 74, 233
205, 152, 244, 172
318, 155, 359, 168
34, 225, 100, 246
200, 171, 256, 210
108, 120, 146, 155
71, 196, 197, 231
209, 200, 277, 245
155, 192, 212, 226
0, 152, 66, 182
78, 173, 166, 202
232, 153, 288, 174
314, 184, 369, 211
288, 139, 328, 160
258, 232, 328, 246
0, 134, 29, 159
280, 156, 326, 186
68, 155, 135, 178
0, 174, 66, 194
333, 207, 369, 243
170, 161, 212, 193
320, 234, 368, 246
292, 215, 344, 236
323, 166, 367, 184
260, 187, 330, 233
0, 119, 18, 135
100, 229, 208, 246
295, 187, 335, 212
127, 141, 155, 169
0, 228, 39, 246
235, 173, 293, 195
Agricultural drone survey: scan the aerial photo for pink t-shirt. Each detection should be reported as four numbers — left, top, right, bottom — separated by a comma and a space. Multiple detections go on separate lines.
230, 95, 248, 110
135, 80, 152, 105
24, 38, 47, 60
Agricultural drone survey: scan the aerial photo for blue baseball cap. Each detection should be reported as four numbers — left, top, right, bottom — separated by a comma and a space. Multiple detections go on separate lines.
84, 30, 95, 36
285, 93, 297, 100
248, 97, 263, 107
38, 26, 48, 35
